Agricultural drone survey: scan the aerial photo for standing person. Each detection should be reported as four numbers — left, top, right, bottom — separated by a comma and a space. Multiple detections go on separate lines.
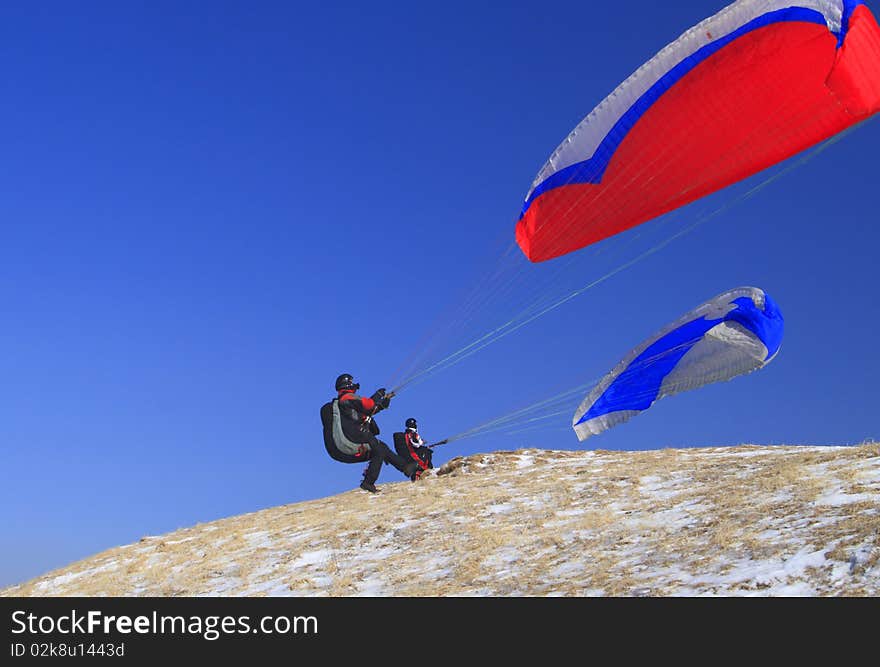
393, 417, 434, 477
320, 373, 419, 493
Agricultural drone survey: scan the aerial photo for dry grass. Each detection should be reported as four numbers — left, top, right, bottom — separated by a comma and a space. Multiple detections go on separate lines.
3, 442, 878, 597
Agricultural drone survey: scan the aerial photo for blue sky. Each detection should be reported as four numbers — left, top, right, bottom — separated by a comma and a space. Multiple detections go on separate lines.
2, 0, 878, 588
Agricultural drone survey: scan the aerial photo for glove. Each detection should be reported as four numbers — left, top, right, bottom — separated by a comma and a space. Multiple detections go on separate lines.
371, 388, 391, 411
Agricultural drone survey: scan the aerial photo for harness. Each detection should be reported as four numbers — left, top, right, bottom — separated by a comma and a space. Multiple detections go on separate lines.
331, 399, 371, 456
404, 430, 430, 470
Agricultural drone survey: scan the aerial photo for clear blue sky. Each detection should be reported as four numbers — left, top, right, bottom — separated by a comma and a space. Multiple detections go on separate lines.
2, 0, 878, 588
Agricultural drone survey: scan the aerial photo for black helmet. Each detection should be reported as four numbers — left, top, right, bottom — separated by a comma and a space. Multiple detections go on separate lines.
405, 417, 418, 430
335, 373, 359, 392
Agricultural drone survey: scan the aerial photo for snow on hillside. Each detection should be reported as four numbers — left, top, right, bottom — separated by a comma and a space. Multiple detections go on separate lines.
4, 443, 879, 597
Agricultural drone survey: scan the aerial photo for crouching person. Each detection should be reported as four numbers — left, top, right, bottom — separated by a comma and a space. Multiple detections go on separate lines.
393, 417, 433, 479
321, 373, 419, 493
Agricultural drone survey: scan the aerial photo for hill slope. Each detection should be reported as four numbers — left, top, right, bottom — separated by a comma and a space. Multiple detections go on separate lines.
4, 443, 879, 597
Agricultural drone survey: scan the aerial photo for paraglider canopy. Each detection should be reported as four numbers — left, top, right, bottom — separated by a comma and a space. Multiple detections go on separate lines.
572, 287, 784, 442
517, 0, 880, 262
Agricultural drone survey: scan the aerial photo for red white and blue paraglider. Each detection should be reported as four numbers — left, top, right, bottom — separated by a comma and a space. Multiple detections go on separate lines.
517, 0, 880, 262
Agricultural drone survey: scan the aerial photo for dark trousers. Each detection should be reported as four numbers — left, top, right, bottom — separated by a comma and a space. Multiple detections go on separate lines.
412, 446, 433, 469
364, 437, 411, 484
393, 436, 433, 470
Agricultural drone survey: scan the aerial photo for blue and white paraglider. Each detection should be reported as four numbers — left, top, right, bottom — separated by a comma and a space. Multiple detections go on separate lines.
573, 287, 784, 442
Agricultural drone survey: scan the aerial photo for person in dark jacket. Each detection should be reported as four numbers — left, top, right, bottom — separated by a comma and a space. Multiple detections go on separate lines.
393, 417, 433, 477
321, 373, 419, 493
